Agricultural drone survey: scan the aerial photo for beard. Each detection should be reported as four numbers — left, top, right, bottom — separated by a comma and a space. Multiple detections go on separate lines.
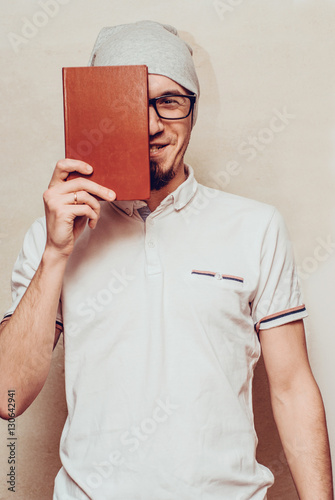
150, 161, 176, 191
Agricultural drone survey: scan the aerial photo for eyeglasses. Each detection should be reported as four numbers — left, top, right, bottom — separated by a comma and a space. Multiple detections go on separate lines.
148, 93, 196, 120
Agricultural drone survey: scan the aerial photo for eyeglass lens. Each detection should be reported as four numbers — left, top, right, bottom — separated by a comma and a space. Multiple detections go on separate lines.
155, 95, 192, 119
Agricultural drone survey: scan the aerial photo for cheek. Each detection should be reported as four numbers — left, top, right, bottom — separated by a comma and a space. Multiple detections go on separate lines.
180, 130, 192, 153
175, 124, 192, 149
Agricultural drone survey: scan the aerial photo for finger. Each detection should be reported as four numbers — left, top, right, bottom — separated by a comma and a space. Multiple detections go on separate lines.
64, 204, 100, 226
74, 205, 101, 231
44, 189, 101, 223
70, 191, 101, 229
49, 159, 93, 186
54, 177, 116, 202
64, 190, 101, 211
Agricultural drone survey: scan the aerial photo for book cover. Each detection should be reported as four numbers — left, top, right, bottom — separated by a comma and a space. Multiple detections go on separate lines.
62, 65, 150, 200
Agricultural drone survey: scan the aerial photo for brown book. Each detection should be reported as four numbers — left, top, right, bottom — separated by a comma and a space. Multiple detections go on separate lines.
62, 65, 150, 200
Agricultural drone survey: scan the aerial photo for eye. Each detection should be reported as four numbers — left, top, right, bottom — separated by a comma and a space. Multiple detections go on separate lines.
157, 96, 183, 108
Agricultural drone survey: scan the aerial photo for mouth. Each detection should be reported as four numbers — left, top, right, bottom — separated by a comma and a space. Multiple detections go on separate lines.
149, 144, 168, 156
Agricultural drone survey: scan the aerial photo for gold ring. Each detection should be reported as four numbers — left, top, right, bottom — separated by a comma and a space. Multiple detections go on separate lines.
74, 192, 78, 205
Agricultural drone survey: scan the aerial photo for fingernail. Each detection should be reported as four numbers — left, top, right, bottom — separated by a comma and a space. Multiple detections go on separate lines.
86, 164, 93, 172
108, 190, 115, 200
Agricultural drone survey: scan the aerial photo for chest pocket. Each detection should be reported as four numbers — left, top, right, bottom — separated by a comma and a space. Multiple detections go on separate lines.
185, 269, 251, 326
191, 269, 244, 284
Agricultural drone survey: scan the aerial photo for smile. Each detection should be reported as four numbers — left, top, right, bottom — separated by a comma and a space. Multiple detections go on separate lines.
149, 144, 168, 156
150, 144, 167, 151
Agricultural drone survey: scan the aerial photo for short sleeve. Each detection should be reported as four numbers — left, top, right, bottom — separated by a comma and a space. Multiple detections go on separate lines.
251, 208, 307, 333
2, 217, 63, 328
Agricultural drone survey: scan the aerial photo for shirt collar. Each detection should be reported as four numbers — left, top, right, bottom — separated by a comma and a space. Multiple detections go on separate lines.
111, 165, 198, 217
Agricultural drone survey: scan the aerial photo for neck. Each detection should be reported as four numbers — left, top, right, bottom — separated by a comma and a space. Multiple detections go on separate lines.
145, 164, 188, 212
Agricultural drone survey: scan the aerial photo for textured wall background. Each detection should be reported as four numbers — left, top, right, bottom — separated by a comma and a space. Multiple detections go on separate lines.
1, 1, 334, 498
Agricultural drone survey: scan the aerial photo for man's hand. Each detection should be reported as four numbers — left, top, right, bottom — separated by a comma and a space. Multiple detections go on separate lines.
43, 159, 116, 258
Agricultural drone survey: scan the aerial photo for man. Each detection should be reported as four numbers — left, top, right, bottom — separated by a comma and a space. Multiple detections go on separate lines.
0, 20, 333, 500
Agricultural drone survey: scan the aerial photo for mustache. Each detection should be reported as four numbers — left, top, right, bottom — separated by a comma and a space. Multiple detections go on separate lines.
149, 133, 175, 145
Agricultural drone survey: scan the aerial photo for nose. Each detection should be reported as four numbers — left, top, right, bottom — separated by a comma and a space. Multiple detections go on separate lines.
149, 105, 164, 136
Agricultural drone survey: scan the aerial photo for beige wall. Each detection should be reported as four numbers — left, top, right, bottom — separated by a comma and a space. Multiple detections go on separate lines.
1, 1, 334, 498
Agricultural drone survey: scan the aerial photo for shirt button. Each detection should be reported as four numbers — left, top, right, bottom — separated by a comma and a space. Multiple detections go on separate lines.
148, 240, 155, 248
215, 273, 222, 280
125, 208, 131, 215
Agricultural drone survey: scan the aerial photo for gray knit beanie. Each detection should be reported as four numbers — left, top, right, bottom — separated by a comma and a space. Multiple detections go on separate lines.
88, 20, 200, 124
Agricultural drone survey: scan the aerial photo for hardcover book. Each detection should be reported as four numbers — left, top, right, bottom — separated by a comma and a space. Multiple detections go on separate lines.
62, 65, 150, 200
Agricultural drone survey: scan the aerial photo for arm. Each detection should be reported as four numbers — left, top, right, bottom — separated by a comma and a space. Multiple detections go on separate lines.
0, 159, 116, 419
259, 319, 333, 499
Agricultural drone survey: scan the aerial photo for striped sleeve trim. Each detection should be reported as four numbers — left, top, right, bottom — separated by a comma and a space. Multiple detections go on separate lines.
1, 314, 12, 325
1, 314, 63, 330
255, 305, 307, 333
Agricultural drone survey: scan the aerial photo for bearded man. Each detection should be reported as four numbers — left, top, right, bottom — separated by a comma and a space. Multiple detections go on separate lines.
0, 20, 333, 500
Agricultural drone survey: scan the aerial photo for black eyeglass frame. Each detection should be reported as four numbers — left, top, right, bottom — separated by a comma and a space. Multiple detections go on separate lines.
148, 93, 197, 120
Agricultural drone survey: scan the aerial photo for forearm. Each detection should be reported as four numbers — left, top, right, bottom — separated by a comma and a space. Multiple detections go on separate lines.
271, 377, 333, 499
0, 248, 68, 418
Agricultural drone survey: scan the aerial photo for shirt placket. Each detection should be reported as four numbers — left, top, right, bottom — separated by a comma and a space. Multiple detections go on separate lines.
144, 214, 162, 275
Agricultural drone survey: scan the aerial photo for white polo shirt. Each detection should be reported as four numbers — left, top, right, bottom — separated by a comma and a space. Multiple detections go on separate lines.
5, 166, 307, 500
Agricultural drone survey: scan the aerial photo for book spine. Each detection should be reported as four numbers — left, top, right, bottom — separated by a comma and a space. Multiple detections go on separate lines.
62, 67, 69, 159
